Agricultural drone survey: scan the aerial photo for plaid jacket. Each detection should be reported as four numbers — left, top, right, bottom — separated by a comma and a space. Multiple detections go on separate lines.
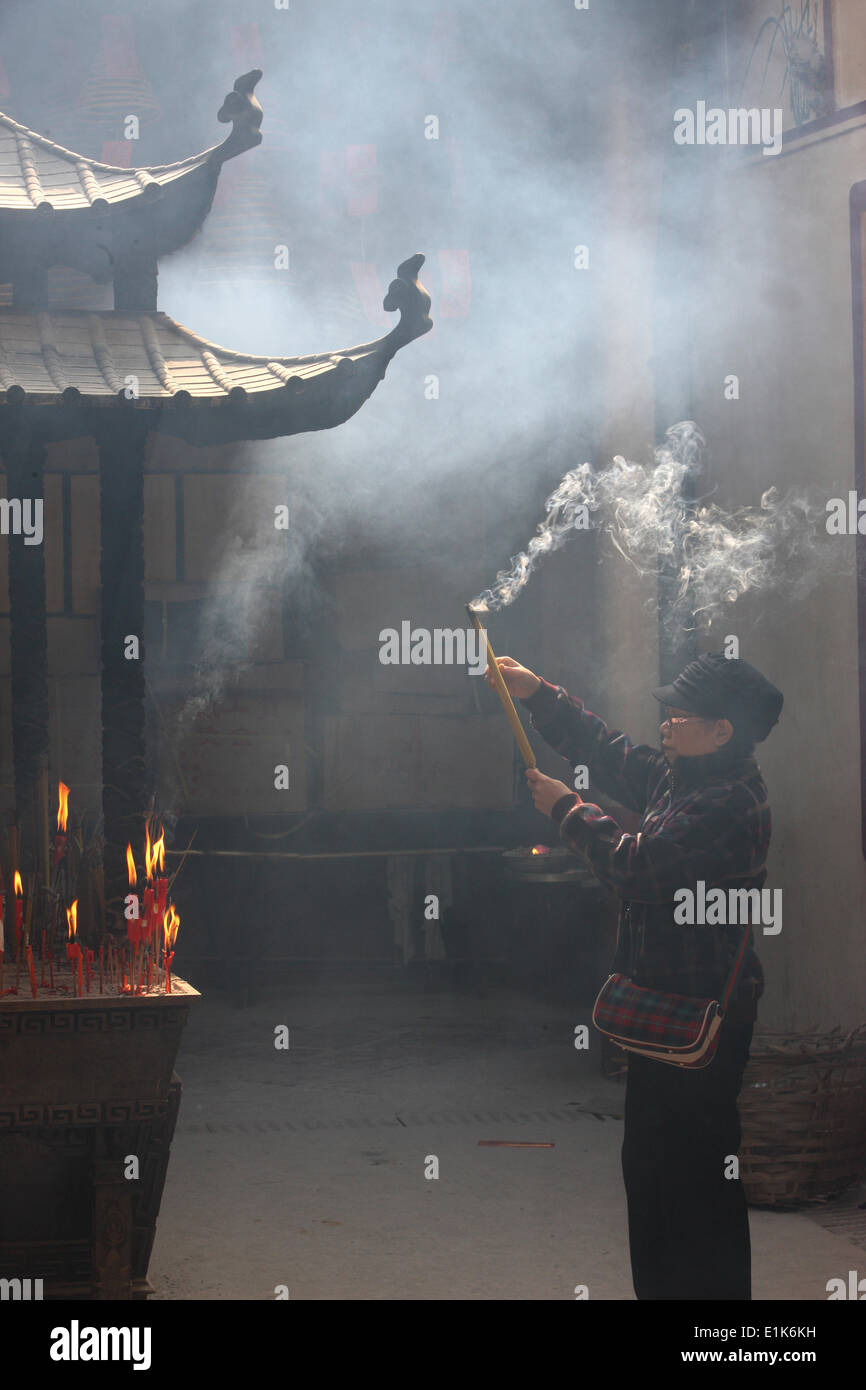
521, 679, 767, 1019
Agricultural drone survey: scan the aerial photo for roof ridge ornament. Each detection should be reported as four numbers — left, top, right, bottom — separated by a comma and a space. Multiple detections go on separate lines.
215, 69, 264, 164
382, 255, 433, 352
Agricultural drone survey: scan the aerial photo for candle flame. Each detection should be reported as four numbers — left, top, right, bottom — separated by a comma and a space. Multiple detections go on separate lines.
164, 904, 180, 952
66, 899, 78, 940
530, 845, 550, 856
153, 830, 165, 875
126, 843, 137, 887
145, 824, 153, 880
13, 871, 22, 896
57, 782, 70, 832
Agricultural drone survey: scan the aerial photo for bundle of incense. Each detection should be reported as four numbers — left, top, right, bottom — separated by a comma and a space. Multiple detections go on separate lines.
466, 604, 537, 768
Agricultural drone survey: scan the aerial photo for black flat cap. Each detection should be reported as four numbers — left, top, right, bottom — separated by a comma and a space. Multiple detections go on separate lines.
652, 653, 783, 743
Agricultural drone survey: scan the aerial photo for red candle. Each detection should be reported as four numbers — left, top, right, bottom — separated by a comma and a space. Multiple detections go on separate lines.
65, 901, 79, 995
14, 898, 23, 952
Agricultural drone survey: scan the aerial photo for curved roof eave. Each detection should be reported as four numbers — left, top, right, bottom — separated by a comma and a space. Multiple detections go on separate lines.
0, 254, 433, 446
0, 69, 263, 216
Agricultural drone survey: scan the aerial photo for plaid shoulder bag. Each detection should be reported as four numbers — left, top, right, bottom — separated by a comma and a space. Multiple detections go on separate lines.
591, 922, 752, 1069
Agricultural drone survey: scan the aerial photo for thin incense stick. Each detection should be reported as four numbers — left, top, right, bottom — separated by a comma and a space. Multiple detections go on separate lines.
477, 1140, 555, 1147
466, 605, 536, 769
166, 829, 198, 896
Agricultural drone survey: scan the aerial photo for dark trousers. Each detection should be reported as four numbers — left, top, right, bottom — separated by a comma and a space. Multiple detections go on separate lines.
621, 1020, 754, 1300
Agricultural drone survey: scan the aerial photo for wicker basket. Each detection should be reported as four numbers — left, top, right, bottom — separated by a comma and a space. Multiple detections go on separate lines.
739, 1025, 866, 1209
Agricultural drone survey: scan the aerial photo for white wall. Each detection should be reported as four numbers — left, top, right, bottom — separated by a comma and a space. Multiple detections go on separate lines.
687, 117, 866, 1029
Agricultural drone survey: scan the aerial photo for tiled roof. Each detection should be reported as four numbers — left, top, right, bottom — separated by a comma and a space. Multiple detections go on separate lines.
0, 110, 225, 212
0, 254, 433, 442
0, 70, 263, 214
0, 308, 365, 398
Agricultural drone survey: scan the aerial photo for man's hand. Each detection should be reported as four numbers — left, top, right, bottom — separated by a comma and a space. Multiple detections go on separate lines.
525, 768, 580, 818
484, 655, 541, 699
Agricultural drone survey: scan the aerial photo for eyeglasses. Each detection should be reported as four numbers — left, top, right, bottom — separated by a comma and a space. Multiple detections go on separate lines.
659, 714, 710, 730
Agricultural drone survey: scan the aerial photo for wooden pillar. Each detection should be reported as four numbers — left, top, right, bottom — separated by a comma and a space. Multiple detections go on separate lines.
96, 420, 150, 931
2, 424, 50, 874
113, 256, 158, 312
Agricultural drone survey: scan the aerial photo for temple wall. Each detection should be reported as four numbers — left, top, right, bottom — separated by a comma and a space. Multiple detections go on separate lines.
682, 115, 866, 1031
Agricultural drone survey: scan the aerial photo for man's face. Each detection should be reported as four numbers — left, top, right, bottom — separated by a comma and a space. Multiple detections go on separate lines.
659, 705, 732, 761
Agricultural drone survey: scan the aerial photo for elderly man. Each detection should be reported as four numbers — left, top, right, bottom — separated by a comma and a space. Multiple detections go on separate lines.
486, 651, 783, 1301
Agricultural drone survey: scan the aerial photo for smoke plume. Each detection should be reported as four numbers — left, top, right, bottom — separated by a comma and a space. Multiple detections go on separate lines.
471, 421, 840, 634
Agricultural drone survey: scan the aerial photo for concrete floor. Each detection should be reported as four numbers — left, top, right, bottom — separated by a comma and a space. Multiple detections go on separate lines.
148, 975, 866, 1300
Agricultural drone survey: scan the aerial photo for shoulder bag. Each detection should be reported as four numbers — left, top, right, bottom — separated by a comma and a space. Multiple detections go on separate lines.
591, 920, 752, 1069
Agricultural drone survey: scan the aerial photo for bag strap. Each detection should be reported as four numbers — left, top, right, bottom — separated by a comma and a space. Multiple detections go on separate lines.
718, 923, 753, 1015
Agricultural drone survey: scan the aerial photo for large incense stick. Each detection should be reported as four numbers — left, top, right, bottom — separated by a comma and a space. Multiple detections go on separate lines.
466, 605, 536, 769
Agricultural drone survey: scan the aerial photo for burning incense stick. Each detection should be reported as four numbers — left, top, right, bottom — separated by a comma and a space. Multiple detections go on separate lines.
466, 604, 536, 769
477, 1140, 555, 1147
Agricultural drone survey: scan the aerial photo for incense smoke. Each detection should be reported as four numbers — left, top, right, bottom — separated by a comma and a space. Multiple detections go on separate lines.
174, 533, 275, 736
179, 514, 320, 736
156, 475, 324, 822
470, 421, 839, 634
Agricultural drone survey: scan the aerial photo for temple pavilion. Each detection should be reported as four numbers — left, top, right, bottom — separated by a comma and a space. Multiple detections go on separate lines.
0, 69, 432, 923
